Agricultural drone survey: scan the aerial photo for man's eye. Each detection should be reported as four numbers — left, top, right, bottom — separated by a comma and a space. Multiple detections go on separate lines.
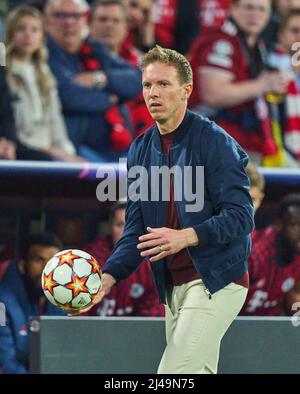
159, 82, 168, 87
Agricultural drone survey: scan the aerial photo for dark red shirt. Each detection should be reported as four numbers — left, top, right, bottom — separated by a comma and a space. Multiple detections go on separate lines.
240, 226, 300, 316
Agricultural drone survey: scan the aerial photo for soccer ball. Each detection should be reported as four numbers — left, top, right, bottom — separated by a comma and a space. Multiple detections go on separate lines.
41, 249, 102, 311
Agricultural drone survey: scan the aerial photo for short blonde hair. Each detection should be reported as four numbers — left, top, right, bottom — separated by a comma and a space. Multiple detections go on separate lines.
246, 163, 265, 192
142, 45, 193, 85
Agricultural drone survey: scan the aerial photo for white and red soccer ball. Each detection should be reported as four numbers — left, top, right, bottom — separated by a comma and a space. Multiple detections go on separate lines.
41, 249, 102, 311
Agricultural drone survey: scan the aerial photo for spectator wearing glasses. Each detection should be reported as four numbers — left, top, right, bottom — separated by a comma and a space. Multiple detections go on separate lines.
89, 0, 154, 136
44, 0, 142, 162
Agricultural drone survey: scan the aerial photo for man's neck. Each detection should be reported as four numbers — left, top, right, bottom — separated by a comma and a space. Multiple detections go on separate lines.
157, 106, 187, 135
246, 34, 258, 48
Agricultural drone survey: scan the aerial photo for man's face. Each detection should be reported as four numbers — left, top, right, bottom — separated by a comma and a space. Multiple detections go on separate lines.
142, 62, 192, 125
281, 206, 300, 255
45, 0, 87, 53
279, 15, 300, 54
89, 4, 127, 52
231, 0, 271, 36
111, 208, 125, 245
125, 0, 152, 30
21, 244, 60, 289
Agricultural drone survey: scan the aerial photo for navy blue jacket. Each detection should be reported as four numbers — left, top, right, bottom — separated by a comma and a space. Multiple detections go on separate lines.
103, 110, 254, 303
47, 37, 142, 158
0, 262, 65, 374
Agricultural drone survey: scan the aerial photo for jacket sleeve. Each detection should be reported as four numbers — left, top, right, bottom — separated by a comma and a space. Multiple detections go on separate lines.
0, 317, 28, 374
48, 59, 114, 114
192, 127, 254, 246
103, 140, 146, 281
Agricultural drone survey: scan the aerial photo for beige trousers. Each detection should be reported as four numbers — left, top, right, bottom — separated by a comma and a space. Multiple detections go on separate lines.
157, 279, 248, 374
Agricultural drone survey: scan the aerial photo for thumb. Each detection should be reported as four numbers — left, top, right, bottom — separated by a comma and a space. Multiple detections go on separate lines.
147, 226, 155, 232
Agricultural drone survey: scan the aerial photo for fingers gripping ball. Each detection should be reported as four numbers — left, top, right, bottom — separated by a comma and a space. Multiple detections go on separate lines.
41, 249, 102, 312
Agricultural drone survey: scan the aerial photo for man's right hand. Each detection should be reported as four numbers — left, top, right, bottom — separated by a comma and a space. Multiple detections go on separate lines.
68, 273, 116, 316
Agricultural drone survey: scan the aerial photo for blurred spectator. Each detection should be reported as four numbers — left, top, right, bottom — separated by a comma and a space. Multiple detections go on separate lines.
0, 233, 66, 374
124, 0, 155, 52
0, 65, 55, 160
240, 193, 300, 316
5, 5, 82, 162
44, 0, 141, 162
154, 0, 199, 54
89, 0, 154, 135
246, 162, 265, 243
189, 0, 295, 167
83, 201, 164, 317
268, 9, 300, 161
263, 0, 300, 51
154, 0, 231, 55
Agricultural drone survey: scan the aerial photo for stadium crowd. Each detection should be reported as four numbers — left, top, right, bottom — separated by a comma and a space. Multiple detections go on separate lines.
0, 0, 299, 165
0, 0, 300, 374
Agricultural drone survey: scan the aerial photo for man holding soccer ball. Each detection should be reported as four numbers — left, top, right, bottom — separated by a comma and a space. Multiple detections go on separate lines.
79, 46, 254, 374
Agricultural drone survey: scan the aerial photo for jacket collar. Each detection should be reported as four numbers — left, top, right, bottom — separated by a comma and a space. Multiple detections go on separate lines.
152, 109, 194, 153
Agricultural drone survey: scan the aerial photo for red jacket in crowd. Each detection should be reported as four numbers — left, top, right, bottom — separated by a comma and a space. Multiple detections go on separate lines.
83, 235, 164, 317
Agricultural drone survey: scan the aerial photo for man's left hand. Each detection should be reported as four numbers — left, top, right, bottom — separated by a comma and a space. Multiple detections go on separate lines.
137, 227, 199, 262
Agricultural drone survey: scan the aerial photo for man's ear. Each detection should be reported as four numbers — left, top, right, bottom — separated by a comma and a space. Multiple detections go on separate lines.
182, 83, 193, 101
18, 259, 25, 274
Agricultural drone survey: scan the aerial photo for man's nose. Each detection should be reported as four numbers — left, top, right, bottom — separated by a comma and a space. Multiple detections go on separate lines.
149, 85, 159, 97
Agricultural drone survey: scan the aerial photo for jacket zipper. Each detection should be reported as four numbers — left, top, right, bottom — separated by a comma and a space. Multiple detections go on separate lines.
170, 149, 212, 300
